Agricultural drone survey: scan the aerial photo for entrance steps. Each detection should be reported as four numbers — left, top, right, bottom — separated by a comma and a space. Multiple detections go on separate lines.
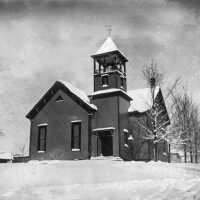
91, 156, 123, 161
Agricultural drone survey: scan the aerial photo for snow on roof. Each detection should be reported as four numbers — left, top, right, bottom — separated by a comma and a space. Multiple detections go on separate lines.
58, 80, 97, 110
128, 86, 160, 113
0, 152, 13, 160
95, 37, 119, 55
94, 37, 127, 60
89, 88, 132, 99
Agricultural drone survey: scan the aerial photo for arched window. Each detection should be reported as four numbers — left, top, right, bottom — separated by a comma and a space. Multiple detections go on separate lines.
102, 75, 109, 87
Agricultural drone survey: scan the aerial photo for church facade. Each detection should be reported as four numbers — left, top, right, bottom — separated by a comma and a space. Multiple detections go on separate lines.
26, 37, 169, 161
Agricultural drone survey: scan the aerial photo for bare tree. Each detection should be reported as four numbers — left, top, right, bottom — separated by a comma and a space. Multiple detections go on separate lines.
169, 88, 200, 163
131, 60, 170, 161
185, 103, 200, 163
192, 107, 200, 163
142, 60, 163, 87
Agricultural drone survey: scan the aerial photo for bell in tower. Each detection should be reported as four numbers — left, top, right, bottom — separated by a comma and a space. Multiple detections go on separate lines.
91, 36, 128, 92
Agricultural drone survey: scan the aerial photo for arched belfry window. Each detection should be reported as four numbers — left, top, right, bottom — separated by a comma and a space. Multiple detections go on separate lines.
120, 77, 124, 88
101, 75, 109, 87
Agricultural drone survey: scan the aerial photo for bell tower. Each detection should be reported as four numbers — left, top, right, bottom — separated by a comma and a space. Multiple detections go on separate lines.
91, 36, 128, 92
90, 36, 132, 159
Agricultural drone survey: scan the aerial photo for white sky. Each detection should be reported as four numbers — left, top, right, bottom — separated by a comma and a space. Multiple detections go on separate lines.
0, 0, 199, 154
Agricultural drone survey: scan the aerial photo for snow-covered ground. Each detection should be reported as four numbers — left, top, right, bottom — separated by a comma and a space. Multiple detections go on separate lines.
1, 159, 200, 200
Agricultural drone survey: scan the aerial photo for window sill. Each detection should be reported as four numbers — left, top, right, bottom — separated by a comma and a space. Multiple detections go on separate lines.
72, 148, 80, 152
37, 123, 48, 127
37, 151, 45, 153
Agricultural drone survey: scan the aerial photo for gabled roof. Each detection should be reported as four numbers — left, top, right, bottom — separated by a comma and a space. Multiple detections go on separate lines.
128, 86, 160, 113
26, 80, 97, 119
60, 80, 97, 109
92, 37, 128, 61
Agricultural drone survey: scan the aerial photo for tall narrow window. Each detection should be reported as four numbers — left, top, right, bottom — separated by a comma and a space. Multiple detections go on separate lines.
37, 126, 47, 152
102, 75, 109, 87
71, 122, 81, 150
120, 77, 124, 88
124, 129, 128, 146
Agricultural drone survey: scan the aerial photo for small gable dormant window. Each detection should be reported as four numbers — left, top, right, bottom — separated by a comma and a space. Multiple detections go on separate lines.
101, 75, 109, 87
71, 121, 81, 151
56, 95, 64, 102
37, 124, 47, 153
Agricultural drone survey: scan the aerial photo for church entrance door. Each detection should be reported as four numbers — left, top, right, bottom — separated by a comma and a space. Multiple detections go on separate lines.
99, 131, 113, 156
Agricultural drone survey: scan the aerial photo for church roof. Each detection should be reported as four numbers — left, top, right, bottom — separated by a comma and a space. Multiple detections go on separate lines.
59, 81, 97, 111
128, 86, 160, 113
26, 80, 97, 119
92, 37, 128, 61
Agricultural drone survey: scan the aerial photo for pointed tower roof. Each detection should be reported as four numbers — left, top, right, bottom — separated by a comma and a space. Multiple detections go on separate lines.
95, 37, 118, 55
92, 36, 128, 61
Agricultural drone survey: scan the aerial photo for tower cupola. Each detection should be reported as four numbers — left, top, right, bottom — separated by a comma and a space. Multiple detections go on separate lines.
91, 37, 128, 92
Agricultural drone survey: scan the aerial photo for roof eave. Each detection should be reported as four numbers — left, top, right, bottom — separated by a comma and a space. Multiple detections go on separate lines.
89, 90, 132, 101
91, 50, 128, 62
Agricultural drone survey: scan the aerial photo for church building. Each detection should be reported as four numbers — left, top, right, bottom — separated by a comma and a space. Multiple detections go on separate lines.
26, 36, 169, 161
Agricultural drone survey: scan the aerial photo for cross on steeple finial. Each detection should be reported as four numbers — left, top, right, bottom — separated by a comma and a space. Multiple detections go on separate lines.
105, 25, 112, 36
